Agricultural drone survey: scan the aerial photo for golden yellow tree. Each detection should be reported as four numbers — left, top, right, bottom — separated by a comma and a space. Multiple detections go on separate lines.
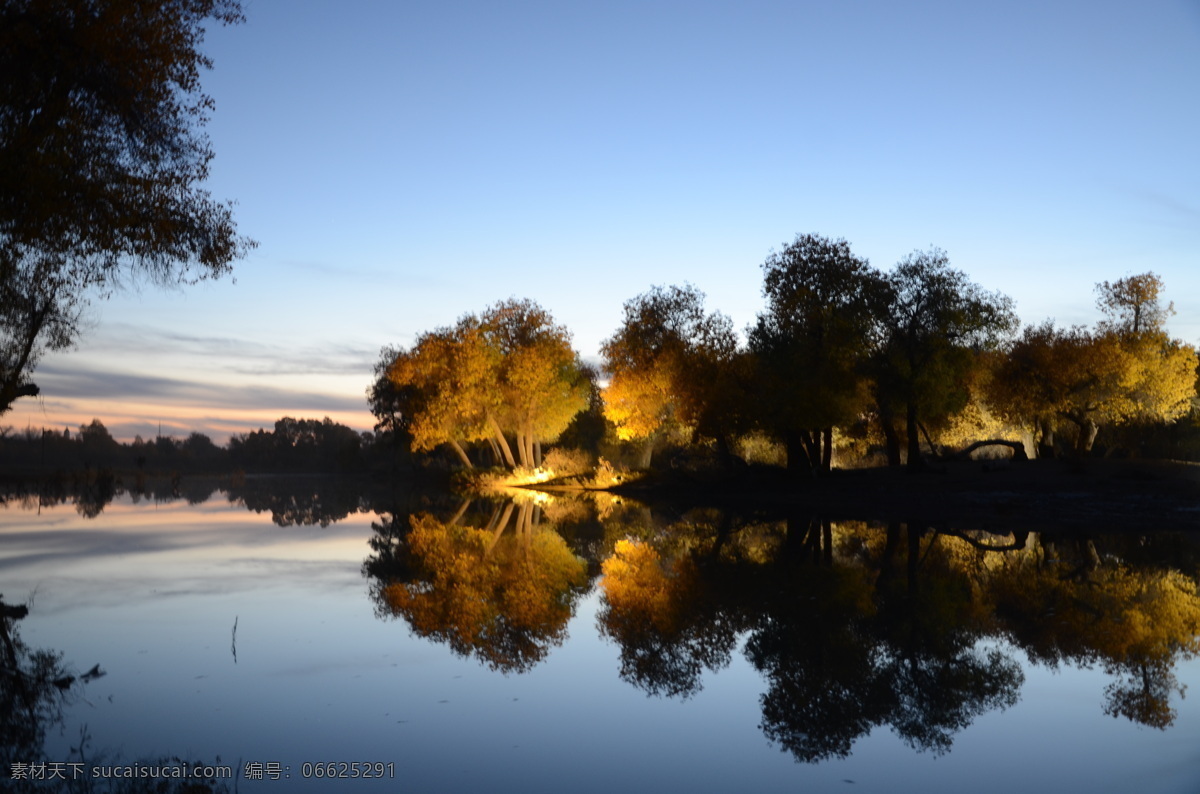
481, 299, 591, 469
601, 284, 740, 467
1096, 272, 1174, 335
386, 300, 589, 469
387, 321, 500, 467
989, 323, 1196, 454
985, 543, 1200, 728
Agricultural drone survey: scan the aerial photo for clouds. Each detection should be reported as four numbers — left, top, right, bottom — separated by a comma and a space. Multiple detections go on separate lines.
76, 322, 379, 378
32, 363, 366, 414
2, 321, 379, 443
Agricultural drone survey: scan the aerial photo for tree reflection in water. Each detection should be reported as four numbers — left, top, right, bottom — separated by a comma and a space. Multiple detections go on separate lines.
592, 507, 1200, 761
1, 598, 74, 765
370, 495, 589, 673
359, 492, 1200, 761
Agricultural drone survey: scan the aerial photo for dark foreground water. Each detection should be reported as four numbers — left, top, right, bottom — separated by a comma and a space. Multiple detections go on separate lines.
3, 485, 1199, 793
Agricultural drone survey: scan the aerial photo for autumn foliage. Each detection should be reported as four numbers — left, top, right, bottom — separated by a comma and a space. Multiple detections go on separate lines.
372, 247, 1197, 470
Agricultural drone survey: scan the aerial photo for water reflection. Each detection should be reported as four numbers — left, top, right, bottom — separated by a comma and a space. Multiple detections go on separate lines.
5, 480, 1198, 773
1, 475, 382, 527
362, 492, 1200, 762
1, 597, 73, 764
368, 495, 589, 672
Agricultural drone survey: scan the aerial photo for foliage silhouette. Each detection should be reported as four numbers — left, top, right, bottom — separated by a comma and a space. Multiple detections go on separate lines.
749, 234, 885, 475
0, 0, 255, 415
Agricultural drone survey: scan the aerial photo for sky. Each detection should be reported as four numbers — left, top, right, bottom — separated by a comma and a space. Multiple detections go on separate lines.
7, 0, 1200, 443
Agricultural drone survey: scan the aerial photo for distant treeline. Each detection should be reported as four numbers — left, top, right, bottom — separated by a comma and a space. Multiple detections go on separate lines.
0, 415, 408, 476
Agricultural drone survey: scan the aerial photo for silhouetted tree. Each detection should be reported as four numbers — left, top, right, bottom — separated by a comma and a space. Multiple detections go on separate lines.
748, 234, 886, 475
875, 249, 1016, 468
0, 0, 255, 415
227, 416, 365, 472
367, 344, 414, 469
1096, 272, 1174, 336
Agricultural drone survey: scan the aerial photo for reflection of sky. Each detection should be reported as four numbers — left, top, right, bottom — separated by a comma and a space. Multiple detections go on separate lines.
3, 496, 1198, 793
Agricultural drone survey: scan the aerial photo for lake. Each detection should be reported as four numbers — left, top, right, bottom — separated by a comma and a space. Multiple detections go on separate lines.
3, 480, 1199, 793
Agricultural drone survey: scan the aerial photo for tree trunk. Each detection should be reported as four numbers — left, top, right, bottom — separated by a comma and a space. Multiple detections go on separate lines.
917, 421, 940, 459
786, 430, 811, 477
1037, 419, 1056, 459
485, 502, 516, 555
448, 439, 473, 469
876, 521, 902, 589
821, 427, 833, 473
448, 499, 471, 526
800, 431, 821, 474
522, 428, 536, 469
880, 406, 902, 467
514, 430, 529, 468
637, 437, 654, 469
486, 414, 517, 469
1077, 418, 1099, 453
907, 522, 922, 595
905, 403, 923, 469
534, 439, 542, 468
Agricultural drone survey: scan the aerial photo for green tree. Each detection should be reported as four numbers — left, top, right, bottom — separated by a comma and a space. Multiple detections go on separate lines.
0, 0, 255, 415
748, 234, 886, 475
600, 284, 740, 468
876, 249, 1017, 468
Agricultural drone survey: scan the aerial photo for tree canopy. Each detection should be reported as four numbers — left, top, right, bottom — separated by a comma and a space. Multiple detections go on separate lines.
386, 299, 590, 469
0, 0, 255, 414
875, 249, 1017, 467
1096, 272, 1174, 336
989, 325, 1197, 454
749, 234, 885, 474
371, 263, 1196, 471
601, 284, 741, 467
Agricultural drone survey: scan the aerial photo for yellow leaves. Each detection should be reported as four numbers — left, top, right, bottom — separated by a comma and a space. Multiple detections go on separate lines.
985, 549, 1200, 671
989, 321, 1198, 441
382, 510, 588, 672
386, 300, 589, 463
600, 539, 703, 636
602, 365, 676, 441
600, 285, 739, 448
1096, 272, 1174, 335
1122, 333, 1198, 423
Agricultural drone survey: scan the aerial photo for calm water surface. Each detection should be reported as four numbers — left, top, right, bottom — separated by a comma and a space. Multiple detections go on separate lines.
2, 485, 1199, 793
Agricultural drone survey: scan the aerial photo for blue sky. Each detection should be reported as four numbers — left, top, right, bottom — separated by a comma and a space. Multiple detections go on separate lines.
8, 0, 1200, 442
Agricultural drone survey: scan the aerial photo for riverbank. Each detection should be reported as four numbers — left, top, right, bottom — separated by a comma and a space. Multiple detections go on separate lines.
601, 457, 1200, 531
